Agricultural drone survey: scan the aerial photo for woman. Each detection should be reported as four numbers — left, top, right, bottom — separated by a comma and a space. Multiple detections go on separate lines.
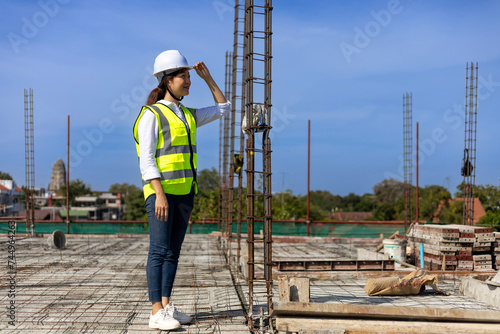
133, 50, 230, 330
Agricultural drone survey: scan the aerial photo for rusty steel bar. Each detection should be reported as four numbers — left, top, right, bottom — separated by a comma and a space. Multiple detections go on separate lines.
226, 50, 233, 254
403, 92, 412, 234
463, 63, 478, 226
29, 88, 35, 235
244, 0, 255, 318
307, 119, 310, 236
263, 0, 273, 315
222, 52, 231, 239
243, 0, 273, 325
403, 94, 406, 233
24, 89, 29, 235
416, 122, 419, 222
24, 88, 35, 236
409, 93, 413, 227
231, 0, 246, 272
66, 115, 70, 234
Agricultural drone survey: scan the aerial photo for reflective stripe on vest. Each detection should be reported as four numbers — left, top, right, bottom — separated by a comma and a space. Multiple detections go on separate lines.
133, 103, 198, 199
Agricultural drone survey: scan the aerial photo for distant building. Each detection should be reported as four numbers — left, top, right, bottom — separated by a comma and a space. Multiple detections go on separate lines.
48, 159, 66, 194
0, 180, 23, 216
72, 191, 123, 220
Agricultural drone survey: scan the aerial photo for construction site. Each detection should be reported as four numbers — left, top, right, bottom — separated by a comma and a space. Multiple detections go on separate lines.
2, 1, 500, 333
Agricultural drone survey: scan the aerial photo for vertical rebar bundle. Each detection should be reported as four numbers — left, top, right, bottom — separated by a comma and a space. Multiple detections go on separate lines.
403, 92, 412, 233
24, 88, 35, 236
244, 0, 273, 322
462, 62, 478, 226
218, 58, 223, 232
220, 51, 231, 234
226, 50, 234, 257
222, 51, 232, 239
232, 0, 246, 272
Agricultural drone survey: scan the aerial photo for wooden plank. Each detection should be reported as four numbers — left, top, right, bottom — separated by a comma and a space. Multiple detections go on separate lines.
276, 317, 500, 334
271, 301, 500, 323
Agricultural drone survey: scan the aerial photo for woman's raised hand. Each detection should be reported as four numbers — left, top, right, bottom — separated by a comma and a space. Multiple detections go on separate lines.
193, 62, 212, 81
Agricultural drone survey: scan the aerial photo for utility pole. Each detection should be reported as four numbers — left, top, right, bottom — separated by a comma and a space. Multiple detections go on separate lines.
307, 119, 311, 236
66, 115, 70, 234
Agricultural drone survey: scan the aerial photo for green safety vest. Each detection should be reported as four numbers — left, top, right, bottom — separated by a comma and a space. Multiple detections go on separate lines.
133, 103, 198, 199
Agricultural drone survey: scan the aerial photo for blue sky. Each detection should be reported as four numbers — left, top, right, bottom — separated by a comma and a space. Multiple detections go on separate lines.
1, 0, 500, 197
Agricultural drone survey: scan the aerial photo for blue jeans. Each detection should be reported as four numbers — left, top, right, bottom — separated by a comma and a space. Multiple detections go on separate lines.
145, 191, 194, 302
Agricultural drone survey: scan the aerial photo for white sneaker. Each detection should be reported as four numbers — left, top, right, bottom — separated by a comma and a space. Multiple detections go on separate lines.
165, 303, 192, 325
149, 308, 181, 330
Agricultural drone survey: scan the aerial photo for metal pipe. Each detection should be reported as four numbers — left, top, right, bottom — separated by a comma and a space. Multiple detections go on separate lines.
416, 122, 419, 222
66, 115, 70, 234
307, 119, 310, 236
420, 244, 424, 268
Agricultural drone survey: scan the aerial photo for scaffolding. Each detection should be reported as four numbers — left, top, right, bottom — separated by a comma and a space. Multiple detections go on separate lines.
24, 88, 35, 236
403, 92, 412, 233
462, 62, 478, 225
244, 0, 273, 325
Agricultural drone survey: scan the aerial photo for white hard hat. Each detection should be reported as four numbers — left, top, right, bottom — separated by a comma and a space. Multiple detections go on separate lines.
153, 50, 193, 83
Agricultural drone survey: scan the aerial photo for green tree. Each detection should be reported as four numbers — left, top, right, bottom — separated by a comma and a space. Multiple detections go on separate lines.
194, 189, 219, 220
309, 190, 343, 215
439, 200, 463, 224
124, 186, 147, 220
271, 190, 323, 220
417, 185, 451, 222
109, 183, 137, 201
373, 178, 405, 205
197, 167, 219, 195
109, 183, 146, 221
0, 171, 13, 180
474, 184, 500, 211
373, 203, 395, 220
342, 192, 361, 211
58, 179, 92, 206
192, 168, 221, 220
354, 193, 377, 212
479, 211, 500, 230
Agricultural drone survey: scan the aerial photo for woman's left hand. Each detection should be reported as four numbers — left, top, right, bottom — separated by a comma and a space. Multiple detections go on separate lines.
193, 62, 212, 81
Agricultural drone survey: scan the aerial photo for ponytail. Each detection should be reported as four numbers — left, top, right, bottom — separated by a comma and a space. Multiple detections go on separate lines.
146, 77, 166, 105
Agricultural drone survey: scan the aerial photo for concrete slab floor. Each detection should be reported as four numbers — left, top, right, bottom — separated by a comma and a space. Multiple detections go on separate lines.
3, 233, 497, 333
0, 234, 250, 333
229, 238, 500, 313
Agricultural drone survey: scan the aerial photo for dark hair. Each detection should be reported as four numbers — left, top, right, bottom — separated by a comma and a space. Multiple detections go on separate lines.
146, 69, 185, 105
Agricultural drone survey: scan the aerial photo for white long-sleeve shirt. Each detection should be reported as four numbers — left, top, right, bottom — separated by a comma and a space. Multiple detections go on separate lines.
137, 99, 231, 181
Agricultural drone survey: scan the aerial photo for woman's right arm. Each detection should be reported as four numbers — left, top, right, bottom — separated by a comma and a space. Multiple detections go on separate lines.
138, 111, 168, 221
